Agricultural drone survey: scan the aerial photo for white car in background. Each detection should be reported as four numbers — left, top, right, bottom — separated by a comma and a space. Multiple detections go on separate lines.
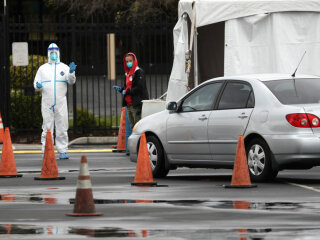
128, 74, 320, 181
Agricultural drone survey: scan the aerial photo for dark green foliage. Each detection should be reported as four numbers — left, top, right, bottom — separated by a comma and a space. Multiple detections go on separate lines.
74, 108, 97, 133
10, 55, 47, 89
10, 90, 42, 130
70, 108, 120, 134
9, 55, 46, 130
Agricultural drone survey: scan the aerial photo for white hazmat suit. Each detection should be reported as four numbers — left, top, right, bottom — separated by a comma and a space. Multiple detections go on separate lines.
34, 43, 76, 156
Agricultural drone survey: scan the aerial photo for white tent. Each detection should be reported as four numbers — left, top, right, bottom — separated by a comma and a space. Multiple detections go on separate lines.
167, 0, 320, 102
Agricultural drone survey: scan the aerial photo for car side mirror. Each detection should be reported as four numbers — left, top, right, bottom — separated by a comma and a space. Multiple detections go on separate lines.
166, 101, 178, 111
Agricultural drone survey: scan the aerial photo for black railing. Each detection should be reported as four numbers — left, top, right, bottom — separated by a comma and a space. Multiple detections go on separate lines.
0, 15, 175, 136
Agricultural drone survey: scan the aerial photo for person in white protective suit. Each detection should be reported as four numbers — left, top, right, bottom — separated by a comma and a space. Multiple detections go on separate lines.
34, 43, 77, 159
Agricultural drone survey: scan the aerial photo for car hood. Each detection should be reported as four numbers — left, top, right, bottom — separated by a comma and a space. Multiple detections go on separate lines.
134, 110, 169, 134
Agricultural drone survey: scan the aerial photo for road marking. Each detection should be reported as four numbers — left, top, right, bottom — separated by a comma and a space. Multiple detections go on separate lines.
0, 149, 113, 154
287, 182, 320, 193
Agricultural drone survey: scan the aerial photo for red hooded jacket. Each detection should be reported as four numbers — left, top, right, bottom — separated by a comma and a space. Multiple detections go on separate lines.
121, 52, 149, 108
123, 52, 138, 106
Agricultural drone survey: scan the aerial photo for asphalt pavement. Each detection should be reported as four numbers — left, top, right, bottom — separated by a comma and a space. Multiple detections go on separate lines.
1, 147, 320, 239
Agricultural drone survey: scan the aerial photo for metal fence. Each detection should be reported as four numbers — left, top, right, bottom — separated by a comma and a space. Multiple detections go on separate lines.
0, 14, 175, 136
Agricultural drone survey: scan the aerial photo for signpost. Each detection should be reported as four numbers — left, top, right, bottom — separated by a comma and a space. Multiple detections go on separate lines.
12, 42, 29, 66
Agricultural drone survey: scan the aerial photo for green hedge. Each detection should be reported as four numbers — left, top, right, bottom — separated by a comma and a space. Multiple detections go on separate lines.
10, 90, 42, 130
10, 55, 47, 89
9, 55, 46, 130
74, 108, 97, 133
69, 108, 121, 133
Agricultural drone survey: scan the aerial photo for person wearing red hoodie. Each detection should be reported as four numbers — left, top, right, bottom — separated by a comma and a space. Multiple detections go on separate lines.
113, 53, 149, 128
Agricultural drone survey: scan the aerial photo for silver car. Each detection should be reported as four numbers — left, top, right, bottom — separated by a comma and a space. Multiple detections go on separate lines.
128, 74, 320, 181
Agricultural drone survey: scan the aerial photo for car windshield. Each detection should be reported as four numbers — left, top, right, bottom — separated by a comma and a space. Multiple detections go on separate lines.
264, 78, 320, 105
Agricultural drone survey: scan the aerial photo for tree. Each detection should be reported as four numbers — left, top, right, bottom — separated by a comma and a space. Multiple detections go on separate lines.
49, 0, 178, 23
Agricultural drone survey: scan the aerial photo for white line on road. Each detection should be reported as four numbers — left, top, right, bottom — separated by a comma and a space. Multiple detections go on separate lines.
287, 182, 320, 193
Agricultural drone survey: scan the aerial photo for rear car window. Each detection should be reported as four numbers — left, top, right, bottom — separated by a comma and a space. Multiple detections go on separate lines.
264, 78, 320, 105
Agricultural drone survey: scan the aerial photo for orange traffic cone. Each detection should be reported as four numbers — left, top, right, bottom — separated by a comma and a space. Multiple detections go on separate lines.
0, 128, 23, 178
131, 133, 157, 186
67, 155, 103, 216
112, 107, 126, 152
0, 112, 4, 143
224, 135, 256, 188
34, 129, 65, 180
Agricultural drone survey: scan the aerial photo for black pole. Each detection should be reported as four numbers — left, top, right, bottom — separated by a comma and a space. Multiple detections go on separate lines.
71, 13, 77, 135
2, 0, 10, 128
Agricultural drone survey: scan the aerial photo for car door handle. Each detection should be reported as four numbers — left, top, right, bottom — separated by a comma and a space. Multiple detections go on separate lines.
198, 116, 208, 121
238, 115, 248, 119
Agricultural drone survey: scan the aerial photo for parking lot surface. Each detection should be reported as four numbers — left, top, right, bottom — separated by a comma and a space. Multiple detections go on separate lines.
1, 147, 320, 239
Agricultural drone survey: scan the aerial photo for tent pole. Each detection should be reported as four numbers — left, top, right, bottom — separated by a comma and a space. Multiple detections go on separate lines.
194, 27, 198, 87
186, 2, 196, 90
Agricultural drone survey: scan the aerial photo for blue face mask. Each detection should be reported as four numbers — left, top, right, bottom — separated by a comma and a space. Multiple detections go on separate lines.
127, 62, 133, 68
50, 52, 58, 61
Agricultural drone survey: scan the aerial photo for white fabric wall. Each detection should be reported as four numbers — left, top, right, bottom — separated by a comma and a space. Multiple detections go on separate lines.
166, 16, 189, 102
195, 0, 320, 27
224, 12, 320, 76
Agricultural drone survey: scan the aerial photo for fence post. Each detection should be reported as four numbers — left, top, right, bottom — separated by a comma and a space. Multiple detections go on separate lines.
1, 0, 10, 128
71, 14, 77, 135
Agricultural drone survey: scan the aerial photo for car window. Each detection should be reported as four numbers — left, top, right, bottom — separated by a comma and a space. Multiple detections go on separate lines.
264, 78, 320, 104
218, 82, 253, 109
181, 82, 223, 112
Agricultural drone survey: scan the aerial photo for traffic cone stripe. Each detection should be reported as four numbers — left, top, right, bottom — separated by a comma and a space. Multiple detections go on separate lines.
77, 180, 92, 189
79, 163, 90, 175
78, 175, 90, 180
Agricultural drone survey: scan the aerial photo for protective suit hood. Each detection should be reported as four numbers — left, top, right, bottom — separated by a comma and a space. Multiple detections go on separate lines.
48, 43, 60, 64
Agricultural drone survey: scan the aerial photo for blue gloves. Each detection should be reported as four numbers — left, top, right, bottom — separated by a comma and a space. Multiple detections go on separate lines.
69, 62, 77, 73
113, 85, 122, 92
36, 82, 43, 89
113, 86, 125, 95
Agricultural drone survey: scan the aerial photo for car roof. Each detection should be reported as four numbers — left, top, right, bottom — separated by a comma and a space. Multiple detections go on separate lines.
211, 73, 320, 82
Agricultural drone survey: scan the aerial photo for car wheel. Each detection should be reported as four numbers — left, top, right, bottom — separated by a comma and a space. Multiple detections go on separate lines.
246, 138, 278, 182
145, 135, 169, 178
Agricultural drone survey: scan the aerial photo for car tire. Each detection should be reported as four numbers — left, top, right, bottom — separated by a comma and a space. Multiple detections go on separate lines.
245, 138, 278, 182
145, 135, 169, 178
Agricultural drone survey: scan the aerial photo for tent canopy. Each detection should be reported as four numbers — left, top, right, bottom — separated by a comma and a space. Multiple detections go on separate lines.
179, 0, 320, 27
166, 0, 320, 102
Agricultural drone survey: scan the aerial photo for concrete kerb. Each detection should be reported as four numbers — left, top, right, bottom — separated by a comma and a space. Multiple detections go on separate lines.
68, 136, 118, 146
0, 137, 117, 151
